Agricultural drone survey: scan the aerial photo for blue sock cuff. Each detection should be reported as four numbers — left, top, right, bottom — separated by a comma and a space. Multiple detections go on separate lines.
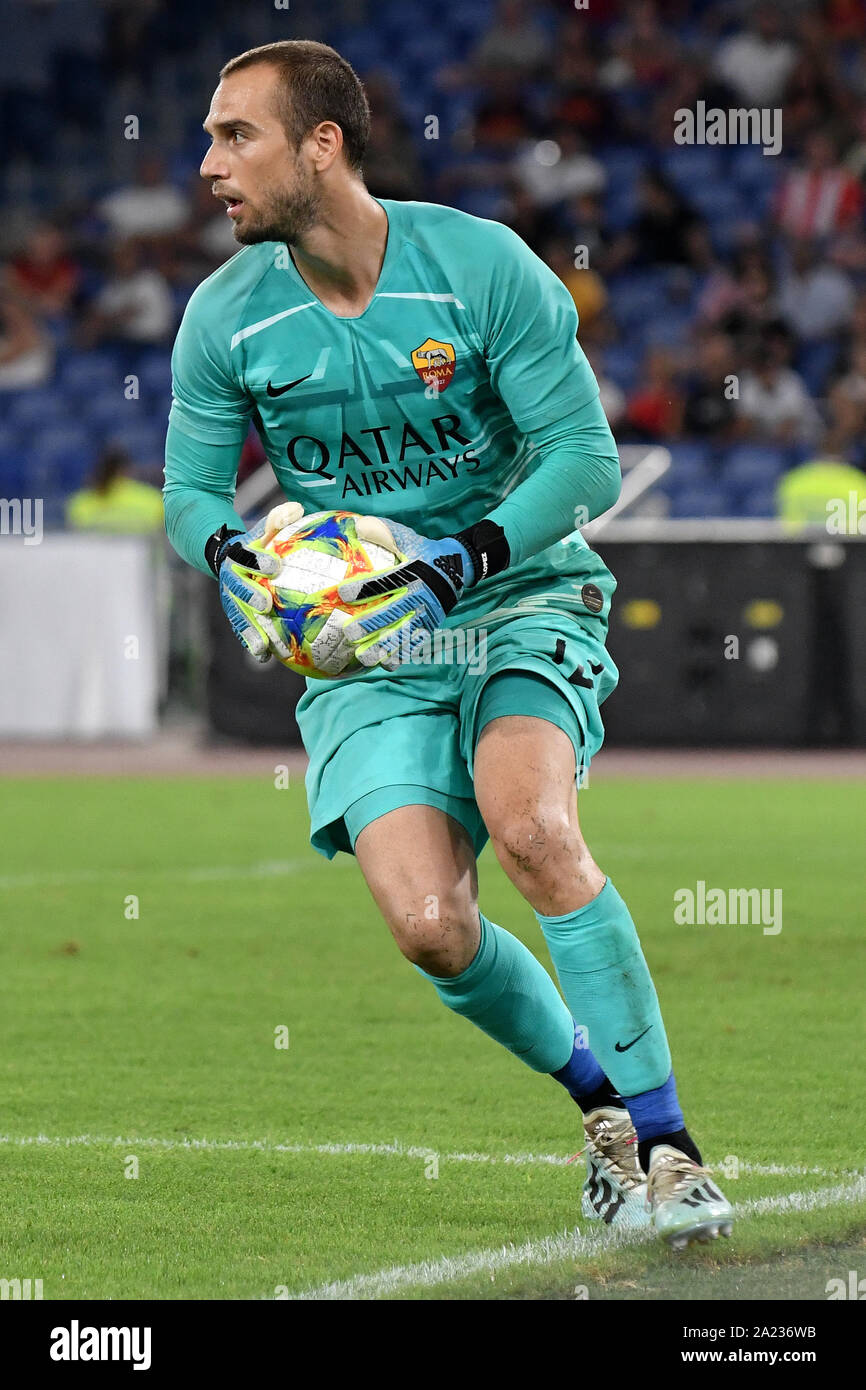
551, 1023, 607, 1098
621, 1071, 684, 1141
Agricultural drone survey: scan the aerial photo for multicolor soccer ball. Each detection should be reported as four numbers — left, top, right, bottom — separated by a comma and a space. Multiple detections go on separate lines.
255, 509, 400, 679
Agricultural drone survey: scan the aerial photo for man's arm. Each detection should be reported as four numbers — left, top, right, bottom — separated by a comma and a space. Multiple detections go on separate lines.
465, 219, 620, 576
162, 281, 254, 575
163, 424, 247, 576
162, 284, 293, 661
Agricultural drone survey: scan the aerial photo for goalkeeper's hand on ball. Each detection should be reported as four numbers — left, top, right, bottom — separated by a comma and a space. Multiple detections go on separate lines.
337, 516, 509, 670
205, 502, 307, 662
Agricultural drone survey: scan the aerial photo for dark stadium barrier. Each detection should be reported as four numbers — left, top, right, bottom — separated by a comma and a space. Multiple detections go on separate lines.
596, 528, 865, 746
203, 529, 866, 748
205, 583, 306, 745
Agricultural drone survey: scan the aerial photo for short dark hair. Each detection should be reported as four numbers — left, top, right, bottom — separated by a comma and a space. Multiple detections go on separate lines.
220, 40, 370, 173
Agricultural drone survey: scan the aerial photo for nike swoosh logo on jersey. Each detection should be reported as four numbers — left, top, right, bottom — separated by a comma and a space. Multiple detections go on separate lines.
614, 1025, 652, 1052
266, 373, 313, 396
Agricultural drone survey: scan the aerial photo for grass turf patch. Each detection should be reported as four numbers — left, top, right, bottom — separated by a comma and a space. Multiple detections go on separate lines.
0, 776, 863, 1299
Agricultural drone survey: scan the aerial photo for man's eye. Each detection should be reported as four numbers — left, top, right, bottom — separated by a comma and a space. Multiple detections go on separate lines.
231, 130, 246, 144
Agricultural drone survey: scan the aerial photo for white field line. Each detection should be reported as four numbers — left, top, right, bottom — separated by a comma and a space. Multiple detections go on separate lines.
0, 1133, 858, 1184
2, 1132, 861, 1300
294, 1176, 866, 1301
0, 858, 349, 891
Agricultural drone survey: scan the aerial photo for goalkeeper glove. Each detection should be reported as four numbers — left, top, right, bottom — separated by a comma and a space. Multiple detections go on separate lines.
337, 516, 510, 669
205, 501, 308, 662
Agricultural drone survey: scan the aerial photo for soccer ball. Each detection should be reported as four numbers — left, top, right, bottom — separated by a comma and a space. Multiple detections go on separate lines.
256, 509, 400, 679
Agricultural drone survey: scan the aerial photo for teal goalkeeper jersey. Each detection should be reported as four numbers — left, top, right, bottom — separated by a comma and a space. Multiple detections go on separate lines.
164, 197, 620, 634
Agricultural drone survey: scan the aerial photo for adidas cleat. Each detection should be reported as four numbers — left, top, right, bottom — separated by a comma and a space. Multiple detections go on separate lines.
577, 1107, 650, 1229
646, 1144, 734, 1249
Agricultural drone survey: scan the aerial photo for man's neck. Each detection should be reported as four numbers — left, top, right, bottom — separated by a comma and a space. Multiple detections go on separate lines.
291, 185, 390, 318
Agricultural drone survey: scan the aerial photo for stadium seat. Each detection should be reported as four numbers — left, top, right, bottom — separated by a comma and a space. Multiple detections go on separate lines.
603, 188, 640, 233
600, 148, 645, 187
738, 485, 778, 518
643, 311, 693, 347
660, 147, 726, 195
104, 424, 167, 466
59, 354, 122, 396
795, 340, 838, 397
328, 29, 385, 73
608, 272, 670, 330
135, 353, 174, 398
0, 448, 24, 497
454, 188, 508, 220
669, 483, 731, 518
6, 392, 67, 430
721, 444, 788, 489
730, 145, 785, 191
666, 442, 715, 484
688, 182, 745, 223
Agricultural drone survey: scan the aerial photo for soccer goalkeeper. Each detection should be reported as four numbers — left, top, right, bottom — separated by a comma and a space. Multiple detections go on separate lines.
163, 39, 733, 1247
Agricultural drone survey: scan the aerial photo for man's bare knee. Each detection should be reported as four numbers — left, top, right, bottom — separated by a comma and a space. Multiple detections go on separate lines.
397, 910, 480, 977
489, 808, 573, 881
353, 805, 480, 975
487, 807, 605, 913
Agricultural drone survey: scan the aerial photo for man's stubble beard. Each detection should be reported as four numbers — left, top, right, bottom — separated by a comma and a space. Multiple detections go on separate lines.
232, 164, 321, 247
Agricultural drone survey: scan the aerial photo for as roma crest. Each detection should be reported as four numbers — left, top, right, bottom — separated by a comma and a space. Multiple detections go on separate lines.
411, 337, 456, 391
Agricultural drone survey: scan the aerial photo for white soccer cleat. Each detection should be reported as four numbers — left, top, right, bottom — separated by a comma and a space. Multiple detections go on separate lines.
578, 1106, 650, 1228
646, 1144, 734, 1249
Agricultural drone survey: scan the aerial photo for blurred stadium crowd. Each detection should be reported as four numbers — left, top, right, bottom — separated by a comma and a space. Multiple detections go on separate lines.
3, 0, 866, 525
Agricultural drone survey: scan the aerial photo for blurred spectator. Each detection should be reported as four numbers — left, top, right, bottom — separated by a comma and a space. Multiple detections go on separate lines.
471, 73, 535, 151
541, 235, 608, 336
3, 0, 866, 524
473, 0, 552, 78
713, 4, 798, 107
781, 18, 841, 143
608, 0, 681, 92
174, 178, 238, 281
585, 348, 626, 429
832, 338, 866, 411
776, 452, 866, 531
775, 131, 863, 239
66, 447, 164, 534
832, 289, 866, 371
512, 125, 606, 209
362, 102, 423, 201
681, 331, 741, 440
550, 36, 622, 142
647, 55, 741, 150
560, 191, 609, 270
79, 240, 174, 348
843, 106, 866, 185
777, 237, 855, 342
714, 249, 785, 349
98, 155, 189, 242
6, 222, 81, 317
736, 338, 820, 444
501, 180, 561, 251
608, 170, 711, 272
625, 347, 684, 440
0, 289, 54, 389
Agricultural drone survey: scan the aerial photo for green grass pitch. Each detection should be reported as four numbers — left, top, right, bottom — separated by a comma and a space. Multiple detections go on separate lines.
1, 774, 864, 1300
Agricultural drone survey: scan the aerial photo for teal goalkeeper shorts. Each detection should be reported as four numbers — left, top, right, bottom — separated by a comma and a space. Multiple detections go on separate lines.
296, 611, 619, 859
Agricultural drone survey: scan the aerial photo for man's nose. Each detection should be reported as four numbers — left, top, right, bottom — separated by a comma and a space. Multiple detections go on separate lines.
200, 143, 226, 180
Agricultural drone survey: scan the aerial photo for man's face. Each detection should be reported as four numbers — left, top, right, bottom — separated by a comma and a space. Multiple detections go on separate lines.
200, 65, 320, 245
